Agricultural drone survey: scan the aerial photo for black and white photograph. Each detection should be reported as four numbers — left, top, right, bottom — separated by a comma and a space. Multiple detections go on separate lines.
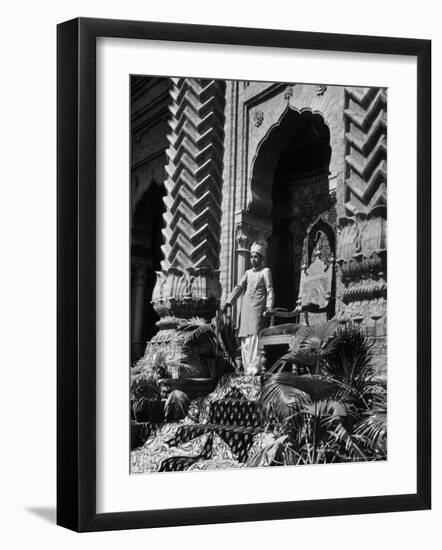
0, 0, 436, 541
129, 76, 387, 474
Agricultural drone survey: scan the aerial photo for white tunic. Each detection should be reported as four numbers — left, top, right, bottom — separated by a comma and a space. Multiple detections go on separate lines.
227, 267, 274, 338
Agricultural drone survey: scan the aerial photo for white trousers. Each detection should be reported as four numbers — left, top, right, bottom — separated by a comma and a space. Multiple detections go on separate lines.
240, 335, 261, 375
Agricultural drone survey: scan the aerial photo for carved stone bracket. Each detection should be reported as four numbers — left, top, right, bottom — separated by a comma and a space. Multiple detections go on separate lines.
235, 222, 271, 254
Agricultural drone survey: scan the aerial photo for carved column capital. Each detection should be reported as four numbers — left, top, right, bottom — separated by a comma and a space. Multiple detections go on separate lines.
234, 210, 272, 252
151, 267, 221, 324
235, 225, 251, 252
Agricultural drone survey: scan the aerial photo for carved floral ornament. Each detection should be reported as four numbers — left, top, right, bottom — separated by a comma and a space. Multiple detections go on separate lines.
253, 110, 264, 127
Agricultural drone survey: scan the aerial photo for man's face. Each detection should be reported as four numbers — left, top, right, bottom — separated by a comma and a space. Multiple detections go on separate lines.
250, 252, 262, 268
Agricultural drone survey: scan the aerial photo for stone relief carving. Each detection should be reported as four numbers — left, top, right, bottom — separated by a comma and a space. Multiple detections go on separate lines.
336, 206, 387, 327
284, 86, 294, 100
253, 110, 264, 127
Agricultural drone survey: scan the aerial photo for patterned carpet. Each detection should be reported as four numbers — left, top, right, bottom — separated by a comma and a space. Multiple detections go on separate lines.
130, 374, 278, 473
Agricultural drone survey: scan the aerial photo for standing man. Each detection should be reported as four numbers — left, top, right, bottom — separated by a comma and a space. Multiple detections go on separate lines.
222, 242, 274, 375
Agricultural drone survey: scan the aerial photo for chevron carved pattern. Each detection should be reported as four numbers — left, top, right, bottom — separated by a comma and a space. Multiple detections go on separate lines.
161, 78, 226, 271
344, 87, 387, 213
335, 88, 388, 333
149, 79, 226, 331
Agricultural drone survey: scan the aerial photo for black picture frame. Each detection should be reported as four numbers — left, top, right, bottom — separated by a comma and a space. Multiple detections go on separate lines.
57, 17, 431, 532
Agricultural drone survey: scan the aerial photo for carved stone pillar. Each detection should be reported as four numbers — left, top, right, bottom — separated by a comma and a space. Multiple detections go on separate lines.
340, 86, 387, 362
140, 78, 226, 374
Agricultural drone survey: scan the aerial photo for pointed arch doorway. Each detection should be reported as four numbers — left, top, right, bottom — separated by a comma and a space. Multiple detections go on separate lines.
131, 181, 166, 362
247, 108, 334, 312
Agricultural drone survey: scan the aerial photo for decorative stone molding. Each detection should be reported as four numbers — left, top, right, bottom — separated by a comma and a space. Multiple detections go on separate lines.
161, 78, 226, 271
341, 282, 387, 304
316, 84, 327, 96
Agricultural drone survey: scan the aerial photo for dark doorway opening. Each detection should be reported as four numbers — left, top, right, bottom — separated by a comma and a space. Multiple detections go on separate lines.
265, 110, 332, 310
131, 182, 166, 362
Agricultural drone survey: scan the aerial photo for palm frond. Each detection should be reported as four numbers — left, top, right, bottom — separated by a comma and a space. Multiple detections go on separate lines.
216, 313, 239, 366
300, 398, 347, 420
268, 349, 318, 372
354, 407, 387, 454
325, 326, 373, 384
260, 373, 340, 425
164, 390, 190, 421
246, 435, 288, 467
327, 423, 366, 460
269, 321, 340, 372
298, 321, 339, 354
260, 373, 310, 422
179, 322, 216, 345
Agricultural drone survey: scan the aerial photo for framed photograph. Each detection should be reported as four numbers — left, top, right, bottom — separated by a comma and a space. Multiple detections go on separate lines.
57, 17, 431, 532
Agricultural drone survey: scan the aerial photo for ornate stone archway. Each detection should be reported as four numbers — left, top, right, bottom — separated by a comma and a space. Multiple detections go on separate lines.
233, 107, 335, 313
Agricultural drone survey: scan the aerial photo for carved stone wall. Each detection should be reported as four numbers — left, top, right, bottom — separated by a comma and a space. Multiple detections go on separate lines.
218, 81, 387, 360
145, 78, 226, 370
131, 78, 388, 371
219, 81, 346, 301
343, 87, 387, 213
336, 87, 387, 340
336, 207, 387, 334
131, 77, 171, 362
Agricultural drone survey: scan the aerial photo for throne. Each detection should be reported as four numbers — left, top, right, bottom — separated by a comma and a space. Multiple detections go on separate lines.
258, 224, 335, 371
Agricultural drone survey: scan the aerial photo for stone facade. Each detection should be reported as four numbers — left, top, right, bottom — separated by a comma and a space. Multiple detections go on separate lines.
131, 77, 387, 366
